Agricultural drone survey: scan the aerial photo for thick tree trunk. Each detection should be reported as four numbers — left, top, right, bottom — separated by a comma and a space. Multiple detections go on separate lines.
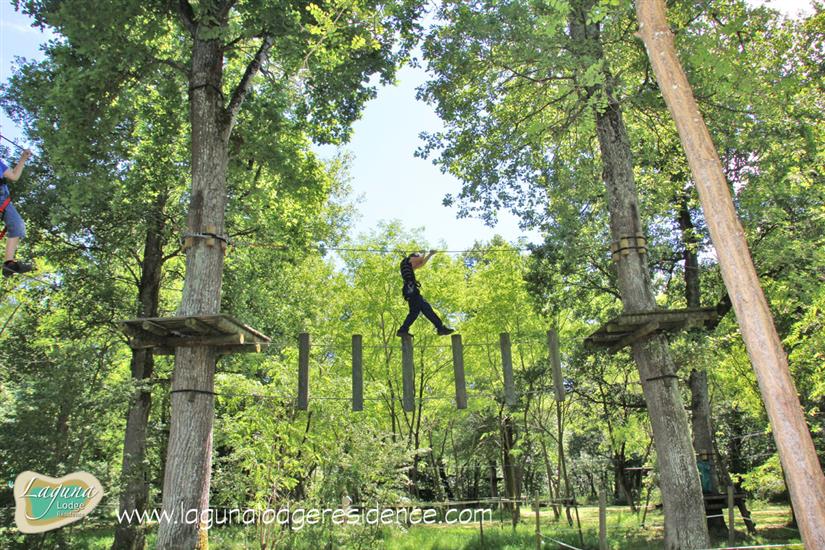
595, 100, 708, 548
156, 33, 228, 550
636, 2, 825, 546
568, 3, 709, 547
112, 194, 166, 550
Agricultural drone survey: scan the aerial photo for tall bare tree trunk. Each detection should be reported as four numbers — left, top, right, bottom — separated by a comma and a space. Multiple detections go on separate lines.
154, 3, 273, 546
568, 2, 710, 547
113, 194, 167, 550
156, 30, 227, 549
636, 2, 825, 546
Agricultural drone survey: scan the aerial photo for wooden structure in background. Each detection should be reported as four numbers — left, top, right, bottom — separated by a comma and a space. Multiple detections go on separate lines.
547, 329, 565, 402
500, 333, 517, 406
293, 331, 533, 411
451, 334, 468, 409
584, 307, 718, 353
120, 314, 270, 355
128, 329, 554, 412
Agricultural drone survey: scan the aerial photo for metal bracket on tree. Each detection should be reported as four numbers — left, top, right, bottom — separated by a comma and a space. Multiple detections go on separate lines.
610, 232, 648, 262
181, 225, 229, 253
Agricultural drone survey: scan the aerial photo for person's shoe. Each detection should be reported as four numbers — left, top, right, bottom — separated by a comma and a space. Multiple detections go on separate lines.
396, 329, 414, 337
437, 326, 456, 336
2, 260, 33, 278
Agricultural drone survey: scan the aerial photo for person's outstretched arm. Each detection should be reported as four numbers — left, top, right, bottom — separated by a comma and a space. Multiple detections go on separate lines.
419, 249, 438, 267
3, 149, 32, 182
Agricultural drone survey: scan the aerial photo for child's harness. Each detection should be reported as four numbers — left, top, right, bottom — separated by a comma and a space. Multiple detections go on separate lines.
0, 195, 10, 239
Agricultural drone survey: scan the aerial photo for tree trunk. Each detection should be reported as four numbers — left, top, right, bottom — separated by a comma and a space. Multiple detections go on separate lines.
113, 193, 166, 550
717, 412, 756, 533
156, 32, 228, 550
636, 2, 825, 546
678, 194, 702, 309
489, 460, 498, 498
687, 371, 718, 494
472, 463, 480, 501
556, 401, 574, 524
679, 195, 727, 533
540, 439, 561, 520
568, 3, 710, 547
501, 414, 520, 521
596, 98, 708, 547
615, 448, 638, 512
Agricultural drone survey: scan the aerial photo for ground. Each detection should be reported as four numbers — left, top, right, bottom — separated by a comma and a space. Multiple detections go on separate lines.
0, 503, 804, 549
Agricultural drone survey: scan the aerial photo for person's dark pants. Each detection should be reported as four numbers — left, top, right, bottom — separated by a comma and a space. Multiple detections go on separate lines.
400, 292, 445, 332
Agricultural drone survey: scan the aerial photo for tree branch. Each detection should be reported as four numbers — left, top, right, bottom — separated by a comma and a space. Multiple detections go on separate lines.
224, 34, 275, 138
175, 0, 196, 36
217, 0, 238, 22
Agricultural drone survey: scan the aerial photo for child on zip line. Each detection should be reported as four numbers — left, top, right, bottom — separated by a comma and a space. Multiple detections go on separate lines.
1, 140, 33, 277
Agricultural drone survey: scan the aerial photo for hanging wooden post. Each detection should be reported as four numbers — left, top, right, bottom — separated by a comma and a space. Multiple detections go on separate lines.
401, 335, 415, 412
728, 485, 736, 546
534, 493, 542, 550
547, 329, 565, 402
297, 332, 310, 410
636, 2, 825, 545
451, 334, 467, 409
500, 333, 516, 406
352, 334, 363, 412
599, 487, 608, 550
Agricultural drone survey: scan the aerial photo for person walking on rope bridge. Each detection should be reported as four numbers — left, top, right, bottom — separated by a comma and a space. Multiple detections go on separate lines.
1, 144, 33, 277
397, 250, 455, 337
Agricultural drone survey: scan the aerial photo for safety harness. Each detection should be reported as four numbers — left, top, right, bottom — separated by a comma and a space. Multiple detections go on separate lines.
0, 195, 10, 239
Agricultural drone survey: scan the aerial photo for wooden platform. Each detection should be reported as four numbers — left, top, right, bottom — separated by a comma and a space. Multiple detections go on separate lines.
120, 314, 270, 355
585, 307, 718, 353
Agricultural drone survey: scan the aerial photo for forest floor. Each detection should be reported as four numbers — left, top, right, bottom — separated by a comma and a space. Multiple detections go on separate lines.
0, 502, 803, 549
383, 502, 803, 550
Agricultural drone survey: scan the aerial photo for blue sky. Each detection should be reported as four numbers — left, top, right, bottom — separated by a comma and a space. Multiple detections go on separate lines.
0, 1, 813, 252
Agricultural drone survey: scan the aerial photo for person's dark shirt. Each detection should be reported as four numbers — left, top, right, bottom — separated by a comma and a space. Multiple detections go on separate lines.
400, 256, 420, 292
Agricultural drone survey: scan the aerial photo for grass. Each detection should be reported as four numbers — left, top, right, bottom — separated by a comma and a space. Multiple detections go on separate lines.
381, 503, 803, 550
0, 503, 803, 549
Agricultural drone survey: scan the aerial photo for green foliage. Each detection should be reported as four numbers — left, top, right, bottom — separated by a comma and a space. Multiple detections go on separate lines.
0, 1, 822, 548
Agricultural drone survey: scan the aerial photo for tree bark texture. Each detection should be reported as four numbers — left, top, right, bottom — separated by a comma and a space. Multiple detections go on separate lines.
156, 32, 227, 550
568, 2, 710, 547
